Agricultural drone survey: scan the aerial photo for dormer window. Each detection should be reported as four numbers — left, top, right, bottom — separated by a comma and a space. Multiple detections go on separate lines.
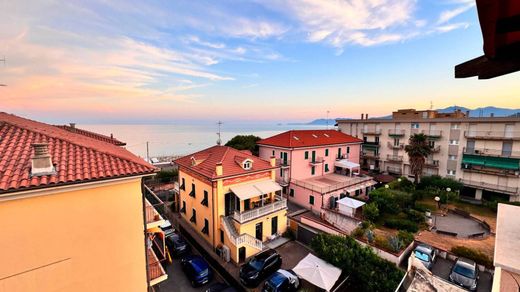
191, 156, 197, 166
242, 159, 253, 170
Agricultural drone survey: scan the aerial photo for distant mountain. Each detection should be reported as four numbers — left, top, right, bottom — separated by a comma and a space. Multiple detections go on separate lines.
288, 118, 343, 125
438, 106, 520, 117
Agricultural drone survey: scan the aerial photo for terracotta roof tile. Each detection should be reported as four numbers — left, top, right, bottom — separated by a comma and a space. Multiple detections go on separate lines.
257, 129, 362, 148
174, 145, 275, 179
0, 112, 156, 193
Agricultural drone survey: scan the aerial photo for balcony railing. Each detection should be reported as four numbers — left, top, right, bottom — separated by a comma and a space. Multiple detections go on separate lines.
276, 178, 290, 187
422, 130, 442, 138
387, 141, 404, 150
145, 198, 165, 227
387, 166, 402, 174
464, 130, 520, 140
425, 160, 440, 167
431, 145, 441, 153
275, 159, 291, 168
221, 216, 263, 250
309, 157, 324, 165
460, 179, 519, 195
362, 152, 380, 159
233, 196, 287, 223
362, 128, 382, 135
363, 141, 380, 146
463, 147, 520, 158
461, 165, 519, 176
388, 129, 405, 136
147, 247, 167, 286
387, 155, 403, 162
291, 177, 373, 195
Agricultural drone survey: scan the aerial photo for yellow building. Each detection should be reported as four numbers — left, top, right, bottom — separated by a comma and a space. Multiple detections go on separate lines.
174, 146, 288, 264
0, 113, 166, 291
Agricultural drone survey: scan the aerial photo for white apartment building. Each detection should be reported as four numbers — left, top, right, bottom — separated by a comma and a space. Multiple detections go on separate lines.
337, 109, 520, 202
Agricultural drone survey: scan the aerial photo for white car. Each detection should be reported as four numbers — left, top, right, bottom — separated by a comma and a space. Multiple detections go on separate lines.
160, 220, 175, 236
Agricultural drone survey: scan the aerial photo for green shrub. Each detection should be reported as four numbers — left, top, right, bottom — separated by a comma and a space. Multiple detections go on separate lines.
413, 203, 431, 213
388, 236, 403, 252
397, 230, 414, 246
374, 235, 392, 251
363, 202, 379, 222
451, 246, 493, 268
365, 229, 375, 243
418, 175, 463, 192
384, 219, 419, 232
360, 221, 372, 230
406, 209, 425, 223
156, 170, 178, 183
352, 227, 365, 238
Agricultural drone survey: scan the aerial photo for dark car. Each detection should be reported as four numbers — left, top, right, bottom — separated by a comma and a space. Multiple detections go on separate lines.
181, 255, 213, 287
205, 282, 238, 292
239, 249, 282, 287
166, 233, 190, 257
449, 257, 479, 291
263, 269, 300, 292
413, 244, 436, 270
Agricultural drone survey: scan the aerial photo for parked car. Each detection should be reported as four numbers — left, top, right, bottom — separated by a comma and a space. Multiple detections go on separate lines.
165, 232, 190, 257
160, 220, 175, 236
181, 254, 213, 287
262, 269, 300, 292
205, 282, 238, 292
239, 249, 282, 287
413, 244, 436, 270
449, 257, 479, 291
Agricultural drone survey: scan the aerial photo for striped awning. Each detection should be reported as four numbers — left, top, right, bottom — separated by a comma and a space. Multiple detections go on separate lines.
230, 180, 282, 200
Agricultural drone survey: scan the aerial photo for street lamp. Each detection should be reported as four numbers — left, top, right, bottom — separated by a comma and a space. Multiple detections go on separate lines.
385, 184, 389, 189
434, 196, 441, 209
446, 187, 451, 192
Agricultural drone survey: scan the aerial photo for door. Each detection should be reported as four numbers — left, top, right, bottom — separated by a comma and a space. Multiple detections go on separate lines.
271, 216, 278, 235
225, 193, 232, 216
244, 199, 251, 211
502, 141, 513, 157
239, 247, 246, 263
311, 151, 316, 162
505, 124, 514, 138
255, 222, 263, 240
282, 152, 288, 164
466, 140, 475, 154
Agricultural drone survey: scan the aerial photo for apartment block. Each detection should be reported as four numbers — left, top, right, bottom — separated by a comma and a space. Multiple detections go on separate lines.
337, 109, 520, 202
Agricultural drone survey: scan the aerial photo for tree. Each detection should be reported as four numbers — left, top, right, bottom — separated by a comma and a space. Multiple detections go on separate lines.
362, 202, 379, 222
404, 133, 432, 184
224, 135, 261, 155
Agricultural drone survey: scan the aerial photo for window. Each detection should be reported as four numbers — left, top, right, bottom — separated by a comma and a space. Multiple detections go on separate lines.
202, 219, 209, 235
325, 164, 329, 172
189, 183, 196, 197
243, 160, 252, 170
325, 149, 329, 156
448, 155, 457, 161
347, 147, 350, 154
201, 190, 209, 206
280, 169, 283, 177
394, 139, 400, 146
428, 140, 435, 148
190, 209, 196, 224
304, 151, 309, 159
451, 124, 460, 129
311, 166, 315, 175
337, 148, 342, 158
272, 150, 275, 156
447, 170, 456, 176
363, 136, 368, 142
289, 189, 294, 197
411, 123, 419, 129
180, 201, 186, 213
502, 141, 513, 157
309, 195, 314, 205
375, 136, 379, 143
180, 178, 185, 191
220, 230, 224, 243
449, 139, 459, 145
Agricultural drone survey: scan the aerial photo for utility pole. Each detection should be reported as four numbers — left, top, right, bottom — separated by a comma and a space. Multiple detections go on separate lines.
216, 121, 223, 145
146, 141, 150, 162
0, 57, 6, 87
326, 110, 330, 129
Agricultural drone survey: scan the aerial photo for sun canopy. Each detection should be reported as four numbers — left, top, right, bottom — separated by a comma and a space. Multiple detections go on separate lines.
334, 159, 360, 169
337, 197, 365, 209
230, 180, 281, 200
293, 253, 342, 292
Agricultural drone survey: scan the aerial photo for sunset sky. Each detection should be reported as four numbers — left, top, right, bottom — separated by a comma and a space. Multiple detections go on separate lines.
1, 0, 519, 123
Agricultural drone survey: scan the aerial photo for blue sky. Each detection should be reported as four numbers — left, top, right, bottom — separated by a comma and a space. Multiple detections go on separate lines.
1, 0, 519, 123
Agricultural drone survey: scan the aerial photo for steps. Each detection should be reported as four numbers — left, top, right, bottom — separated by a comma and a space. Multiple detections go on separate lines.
221, 216, 263, 251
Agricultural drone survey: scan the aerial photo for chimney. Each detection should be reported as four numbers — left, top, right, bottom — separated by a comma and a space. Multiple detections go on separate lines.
490, 113, 494, 117
361, 113, 364, 120
31, 143, 55, 176
69, 123, 76, 129
365, 113, 369, 120
466, 110, 470, 117
216, 162, 223, 176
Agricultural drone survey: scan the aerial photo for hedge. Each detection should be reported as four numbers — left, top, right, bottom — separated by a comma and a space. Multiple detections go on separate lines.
384, 218, 419, 233
451, 246, 493, 268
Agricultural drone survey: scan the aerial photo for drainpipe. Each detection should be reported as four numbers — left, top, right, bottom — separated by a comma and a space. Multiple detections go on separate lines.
141, 179, 151, 290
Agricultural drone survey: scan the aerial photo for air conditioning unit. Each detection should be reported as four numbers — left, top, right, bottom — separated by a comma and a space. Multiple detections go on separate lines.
222, 245, 230, 263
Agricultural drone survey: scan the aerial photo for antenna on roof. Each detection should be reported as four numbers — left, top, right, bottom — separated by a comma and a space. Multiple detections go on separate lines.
326, 110, 330, 130
0, 57, 6, 87
216, 121, 223, 145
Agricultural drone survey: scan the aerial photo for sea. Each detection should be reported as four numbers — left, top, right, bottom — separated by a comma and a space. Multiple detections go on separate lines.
81, 122, 326, 159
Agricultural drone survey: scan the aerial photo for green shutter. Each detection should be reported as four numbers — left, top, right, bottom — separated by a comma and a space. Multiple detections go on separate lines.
311, 166, 315, 175
309, 195, 314, 205
325, 149, 329, 156
325, 164, 329, 172
305, 151, 309, 159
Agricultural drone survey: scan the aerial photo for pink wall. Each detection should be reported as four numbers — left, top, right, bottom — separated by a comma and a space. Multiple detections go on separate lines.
288, 183, 358, 213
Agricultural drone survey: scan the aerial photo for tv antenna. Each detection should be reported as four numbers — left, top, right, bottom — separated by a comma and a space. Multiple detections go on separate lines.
216, 121, 223, 145
326, 110, 330, 129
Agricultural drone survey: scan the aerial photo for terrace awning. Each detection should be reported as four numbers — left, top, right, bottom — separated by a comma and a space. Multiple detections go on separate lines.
254, 180, 282, 194
293, 253, 342, 292
230, 180, 282, 200
462, 154, 520, 170
334, 159, 360, 169
337, 197, 365, 209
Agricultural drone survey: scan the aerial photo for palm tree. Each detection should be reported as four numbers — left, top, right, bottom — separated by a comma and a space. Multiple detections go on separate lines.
404, 133, 432, 184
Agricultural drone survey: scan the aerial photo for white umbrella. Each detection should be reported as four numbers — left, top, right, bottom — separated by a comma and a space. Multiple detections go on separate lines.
293, 253, 342, 291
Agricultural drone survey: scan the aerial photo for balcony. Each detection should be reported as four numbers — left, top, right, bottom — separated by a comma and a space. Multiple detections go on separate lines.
276, 178, 290, 187
386, 155, 403, 162
425, 160, 440, 168
147, 247, 167, 286
463, 147, 520, 159
462, 154, 520, 175
362, 128, 382, 135
464, 130, 520, 140
387, 141, 404, 150
388, 129, 405, 137
221, 216, 263, 250
309, 157, 324, 165
387, 166, 402, 174
362, 152, 380, 159
363, 141, 380, 147
422, 129, 442, 138
460, 179, 519, 195
431, 145, 441, 153
275, 158, 291, 168
233, 196, 287, 223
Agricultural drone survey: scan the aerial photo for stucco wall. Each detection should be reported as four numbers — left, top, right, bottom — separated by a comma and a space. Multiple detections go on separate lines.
0, 178, 147, 292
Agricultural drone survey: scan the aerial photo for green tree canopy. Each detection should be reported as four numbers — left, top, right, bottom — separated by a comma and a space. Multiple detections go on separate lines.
404, 133, 432, 184
224, 135, 262, 155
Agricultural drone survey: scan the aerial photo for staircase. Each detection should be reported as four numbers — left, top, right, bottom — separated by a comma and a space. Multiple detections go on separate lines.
221, 216, 263, 251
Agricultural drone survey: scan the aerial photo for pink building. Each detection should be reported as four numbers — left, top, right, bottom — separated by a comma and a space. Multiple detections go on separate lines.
258, 130, 377, 213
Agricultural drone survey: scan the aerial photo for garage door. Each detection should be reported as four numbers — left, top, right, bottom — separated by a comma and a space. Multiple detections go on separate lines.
297, 225, 318, 246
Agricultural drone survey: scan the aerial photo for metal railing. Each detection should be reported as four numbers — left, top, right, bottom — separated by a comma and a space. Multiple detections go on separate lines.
388, 129, 405, 136
386, 154, 403, 162
291, 177, 373, 194
362, 152, 380, 159
362, 128, 382, 135
276, 178, 290, 186
233, 196, 287, 223
309, 156, 324, 164
363, 141, 380, 146
464, 130, 520, 140
387, 141, 404, 150
387, 166, 402, 174
422, 129, 442, 137
431, 145, 441, 152
147, 247, 167, 284
460, 179, 519, 195
275, 158, 291, 167
221, 216, 263, 250
463, 147, 520, 158
425, 160, 440, 167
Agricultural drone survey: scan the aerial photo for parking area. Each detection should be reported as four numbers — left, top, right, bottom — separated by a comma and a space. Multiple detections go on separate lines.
431, 257, 493, 292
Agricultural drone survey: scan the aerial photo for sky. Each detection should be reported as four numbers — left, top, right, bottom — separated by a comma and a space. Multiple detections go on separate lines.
0, 0, 519, 124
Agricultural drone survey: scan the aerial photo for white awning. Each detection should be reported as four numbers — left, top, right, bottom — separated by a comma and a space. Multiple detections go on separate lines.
230, 180, 281, 200
293, 253, 342, 292
334, 159, 360, 169
337, 197, 365, 209
363, 180, 378, 188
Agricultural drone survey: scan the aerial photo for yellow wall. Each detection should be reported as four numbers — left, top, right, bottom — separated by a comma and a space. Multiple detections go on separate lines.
236, 209, 287, 243
0, 178, 147, 292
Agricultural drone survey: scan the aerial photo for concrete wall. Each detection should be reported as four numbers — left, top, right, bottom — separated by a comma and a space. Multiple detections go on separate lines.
0, 178, 148, 292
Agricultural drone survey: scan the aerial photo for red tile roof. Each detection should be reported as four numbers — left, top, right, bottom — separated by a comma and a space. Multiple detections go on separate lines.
55, 124, 126, 146
257, 130, 362, 148
174, 145, 275, 179
0, 112, 156, 193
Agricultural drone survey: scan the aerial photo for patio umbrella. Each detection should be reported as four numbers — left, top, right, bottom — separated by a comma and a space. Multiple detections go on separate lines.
293, 253, 342, 292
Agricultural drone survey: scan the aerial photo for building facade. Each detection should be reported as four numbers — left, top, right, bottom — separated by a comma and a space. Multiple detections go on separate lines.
174, 146, 287, 264
337, 109, 520, 202
257, 130, 375, 213
0, 113, 165, 292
